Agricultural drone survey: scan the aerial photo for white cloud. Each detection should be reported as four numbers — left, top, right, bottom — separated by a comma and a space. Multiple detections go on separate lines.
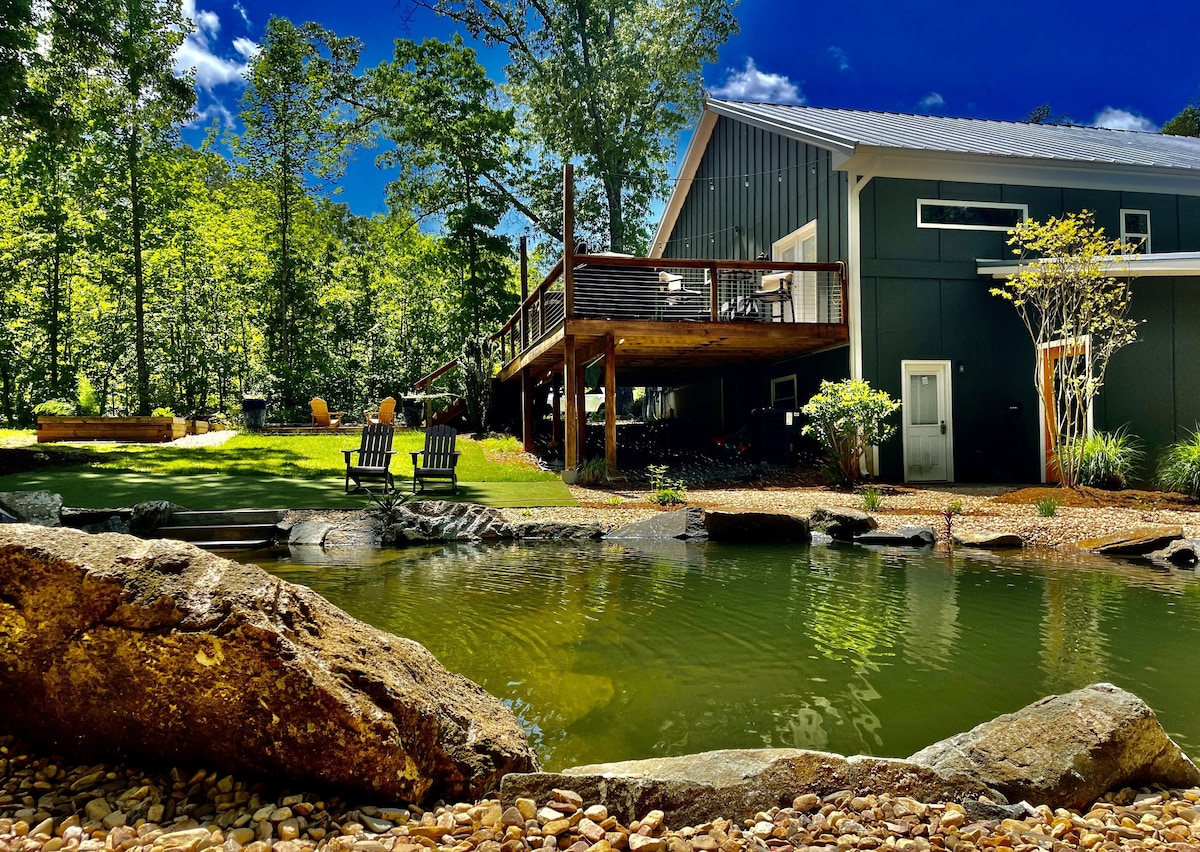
827, 46, 850, 72
709, 58, 804, 105
187, 100, 236, 129
232, 37, 259, 60
1092, 106, 1158, 132
174, 0, 253, 91
233, 1, 251, 27
919, 92, 945, 110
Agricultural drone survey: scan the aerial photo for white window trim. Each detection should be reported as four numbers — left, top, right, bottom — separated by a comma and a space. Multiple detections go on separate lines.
916, 198, 1029, 231
1121, 208, 1151, 252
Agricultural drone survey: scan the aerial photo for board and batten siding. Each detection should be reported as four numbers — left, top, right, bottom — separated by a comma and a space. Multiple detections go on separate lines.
861, 177, 1200, 483
660, 116, 849, 263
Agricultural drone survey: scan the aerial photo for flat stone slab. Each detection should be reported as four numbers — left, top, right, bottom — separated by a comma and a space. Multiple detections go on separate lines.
605, 507, 707, 540
289, 521, 332, 546
1075, 525, 1183, 555
703, 510, 810, 543
514, 520, 603, 540
501, 748, 992, 827
855, 525, 935, 546
0, 490, 62, 526
953, 530, 1024, 549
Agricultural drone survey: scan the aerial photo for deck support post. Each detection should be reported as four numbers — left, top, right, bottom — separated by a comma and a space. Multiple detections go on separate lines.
604, 334, 617, 474
521, 368, 535, 453
551, 376, 562, 449
564, 334, 579, 469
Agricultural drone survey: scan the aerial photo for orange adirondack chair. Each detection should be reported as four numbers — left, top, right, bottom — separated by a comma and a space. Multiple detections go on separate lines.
310, 397, 344, 430
365, 396, 396, 426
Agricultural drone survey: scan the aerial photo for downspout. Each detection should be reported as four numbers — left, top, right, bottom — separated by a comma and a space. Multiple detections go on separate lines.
848, 165, 878, 475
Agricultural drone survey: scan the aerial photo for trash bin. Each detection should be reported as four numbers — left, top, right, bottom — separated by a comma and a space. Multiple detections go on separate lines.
748, 408, 789, 464
241, 397, 266, 432
402, 397, 422, 428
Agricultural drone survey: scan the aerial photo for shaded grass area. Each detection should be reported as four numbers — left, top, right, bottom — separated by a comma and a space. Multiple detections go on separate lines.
0, 431, 575, 509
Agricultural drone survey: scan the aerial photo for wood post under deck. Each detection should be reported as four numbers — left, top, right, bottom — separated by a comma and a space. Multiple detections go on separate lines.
521, 368, 534, 453
604, 335, 617, 474
564, 335, 578, 469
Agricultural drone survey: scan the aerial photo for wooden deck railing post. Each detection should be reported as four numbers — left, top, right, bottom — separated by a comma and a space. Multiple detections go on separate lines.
520, 236, 529, 349
840, 262, 849, 324
563, 163, 575, 319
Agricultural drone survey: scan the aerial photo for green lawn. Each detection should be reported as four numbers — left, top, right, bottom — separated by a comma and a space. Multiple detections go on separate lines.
0, 430, 576, 510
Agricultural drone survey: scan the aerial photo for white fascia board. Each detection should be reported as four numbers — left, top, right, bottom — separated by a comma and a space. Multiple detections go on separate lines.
840, 147, 1200, 197
978, 251, 1200, 278
650, 109, 718, 258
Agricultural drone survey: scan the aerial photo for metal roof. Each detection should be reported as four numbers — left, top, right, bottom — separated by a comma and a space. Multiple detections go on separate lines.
707, 99, 1200, 172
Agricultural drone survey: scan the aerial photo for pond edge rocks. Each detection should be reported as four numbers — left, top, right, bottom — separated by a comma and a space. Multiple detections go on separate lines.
0, 524, 538, 804
505, 684, 1200, 824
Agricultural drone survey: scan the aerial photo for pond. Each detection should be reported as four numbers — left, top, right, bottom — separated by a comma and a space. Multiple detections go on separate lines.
248, 540, 1200, 772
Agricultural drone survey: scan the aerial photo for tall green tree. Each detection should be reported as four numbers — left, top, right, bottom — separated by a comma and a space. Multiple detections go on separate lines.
409, 0, 737, 253
85, 0, 195, 415
368, 37, 519, 428
991, 212, 1141, 488
234, 17, 366, 411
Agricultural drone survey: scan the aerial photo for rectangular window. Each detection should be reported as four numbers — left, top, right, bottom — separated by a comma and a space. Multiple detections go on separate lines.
1121, 209, 1151, 252
771, 375, 797, 410
917, 199, 1029, 231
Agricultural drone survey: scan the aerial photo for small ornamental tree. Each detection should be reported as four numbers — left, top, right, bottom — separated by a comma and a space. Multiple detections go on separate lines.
801, 379, 901, 484
991, 211, 1140, 488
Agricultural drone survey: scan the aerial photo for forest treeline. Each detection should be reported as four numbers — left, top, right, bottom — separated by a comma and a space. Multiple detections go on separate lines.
0, 0, 736, 426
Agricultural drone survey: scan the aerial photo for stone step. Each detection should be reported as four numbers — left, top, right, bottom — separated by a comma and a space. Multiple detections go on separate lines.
158, 523, 282, 543
170, 509, 287, 526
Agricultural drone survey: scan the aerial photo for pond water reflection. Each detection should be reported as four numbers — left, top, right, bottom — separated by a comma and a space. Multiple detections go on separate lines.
247, 541, 1200, 772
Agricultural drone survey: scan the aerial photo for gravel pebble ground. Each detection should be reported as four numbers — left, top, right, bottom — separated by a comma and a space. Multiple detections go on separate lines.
3, 735, 1200, 852
500, 483, 1200, 550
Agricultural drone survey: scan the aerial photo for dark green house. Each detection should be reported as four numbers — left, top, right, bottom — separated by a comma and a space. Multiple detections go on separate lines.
653, 98, 1200, 484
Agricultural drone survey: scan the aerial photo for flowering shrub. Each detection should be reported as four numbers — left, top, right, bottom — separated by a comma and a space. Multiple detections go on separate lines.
801, 379, 900, 485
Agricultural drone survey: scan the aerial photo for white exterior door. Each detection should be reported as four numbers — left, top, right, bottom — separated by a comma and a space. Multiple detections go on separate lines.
901, 360, 953, 482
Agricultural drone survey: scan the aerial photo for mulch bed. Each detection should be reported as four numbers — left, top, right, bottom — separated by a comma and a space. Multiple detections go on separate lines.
993, 485, 1198, 510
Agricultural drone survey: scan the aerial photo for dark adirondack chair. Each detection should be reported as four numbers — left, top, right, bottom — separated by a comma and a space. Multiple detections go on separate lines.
411, 425, 461, 493
343, 423, 397, 493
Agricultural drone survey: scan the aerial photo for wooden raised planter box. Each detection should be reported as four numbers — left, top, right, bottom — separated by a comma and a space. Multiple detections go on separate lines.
37, 416, 188, 443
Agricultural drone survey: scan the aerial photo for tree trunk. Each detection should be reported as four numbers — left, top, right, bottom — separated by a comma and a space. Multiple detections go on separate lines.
129, 128, 150, 416
603, 171, 624, 253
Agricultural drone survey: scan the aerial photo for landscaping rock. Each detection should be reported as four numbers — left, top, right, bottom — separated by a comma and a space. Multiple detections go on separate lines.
0, 505, 16, 523
0, 490, 62, 526
1075, 525, 1183, 555
502, 748, 994, 827
514, 520, 604, 540
129, 500, 185, 534
288, 521, 332, 546
908, 682, 1200, 809
953, 530, 1024, 549
605, 507, 707, 540
387, 500, 516, 543
855, 525, 935, 546
809, 505, 877, 540
702, 510, 810, 543
0, 524, 538, 803
1148, 538, 1200, 567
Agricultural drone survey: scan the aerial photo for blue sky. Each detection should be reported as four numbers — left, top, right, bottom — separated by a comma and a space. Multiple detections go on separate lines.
176, 0, 1200, 218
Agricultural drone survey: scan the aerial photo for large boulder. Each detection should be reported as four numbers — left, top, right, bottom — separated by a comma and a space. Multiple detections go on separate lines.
0, 490, 62, 526
953, 530, 1024, 549
908, 683, 1200, 809
502, 749, 993, 827
0, 524, 538, 803
702, 511, 810, 543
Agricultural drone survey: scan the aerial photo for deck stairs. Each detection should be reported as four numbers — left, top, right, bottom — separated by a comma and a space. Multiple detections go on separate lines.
156, 509, 288, 550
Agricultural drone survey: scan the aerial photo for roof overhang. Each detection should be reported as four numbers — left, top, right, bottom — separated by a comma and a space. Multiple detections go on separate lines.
978, 251, 1200, 278
844, 146, 1200, 198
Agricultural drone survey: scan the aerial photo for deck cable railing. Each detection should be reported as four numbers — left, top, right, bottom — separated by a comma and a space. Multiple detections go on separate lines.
493, 254, 847, 367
